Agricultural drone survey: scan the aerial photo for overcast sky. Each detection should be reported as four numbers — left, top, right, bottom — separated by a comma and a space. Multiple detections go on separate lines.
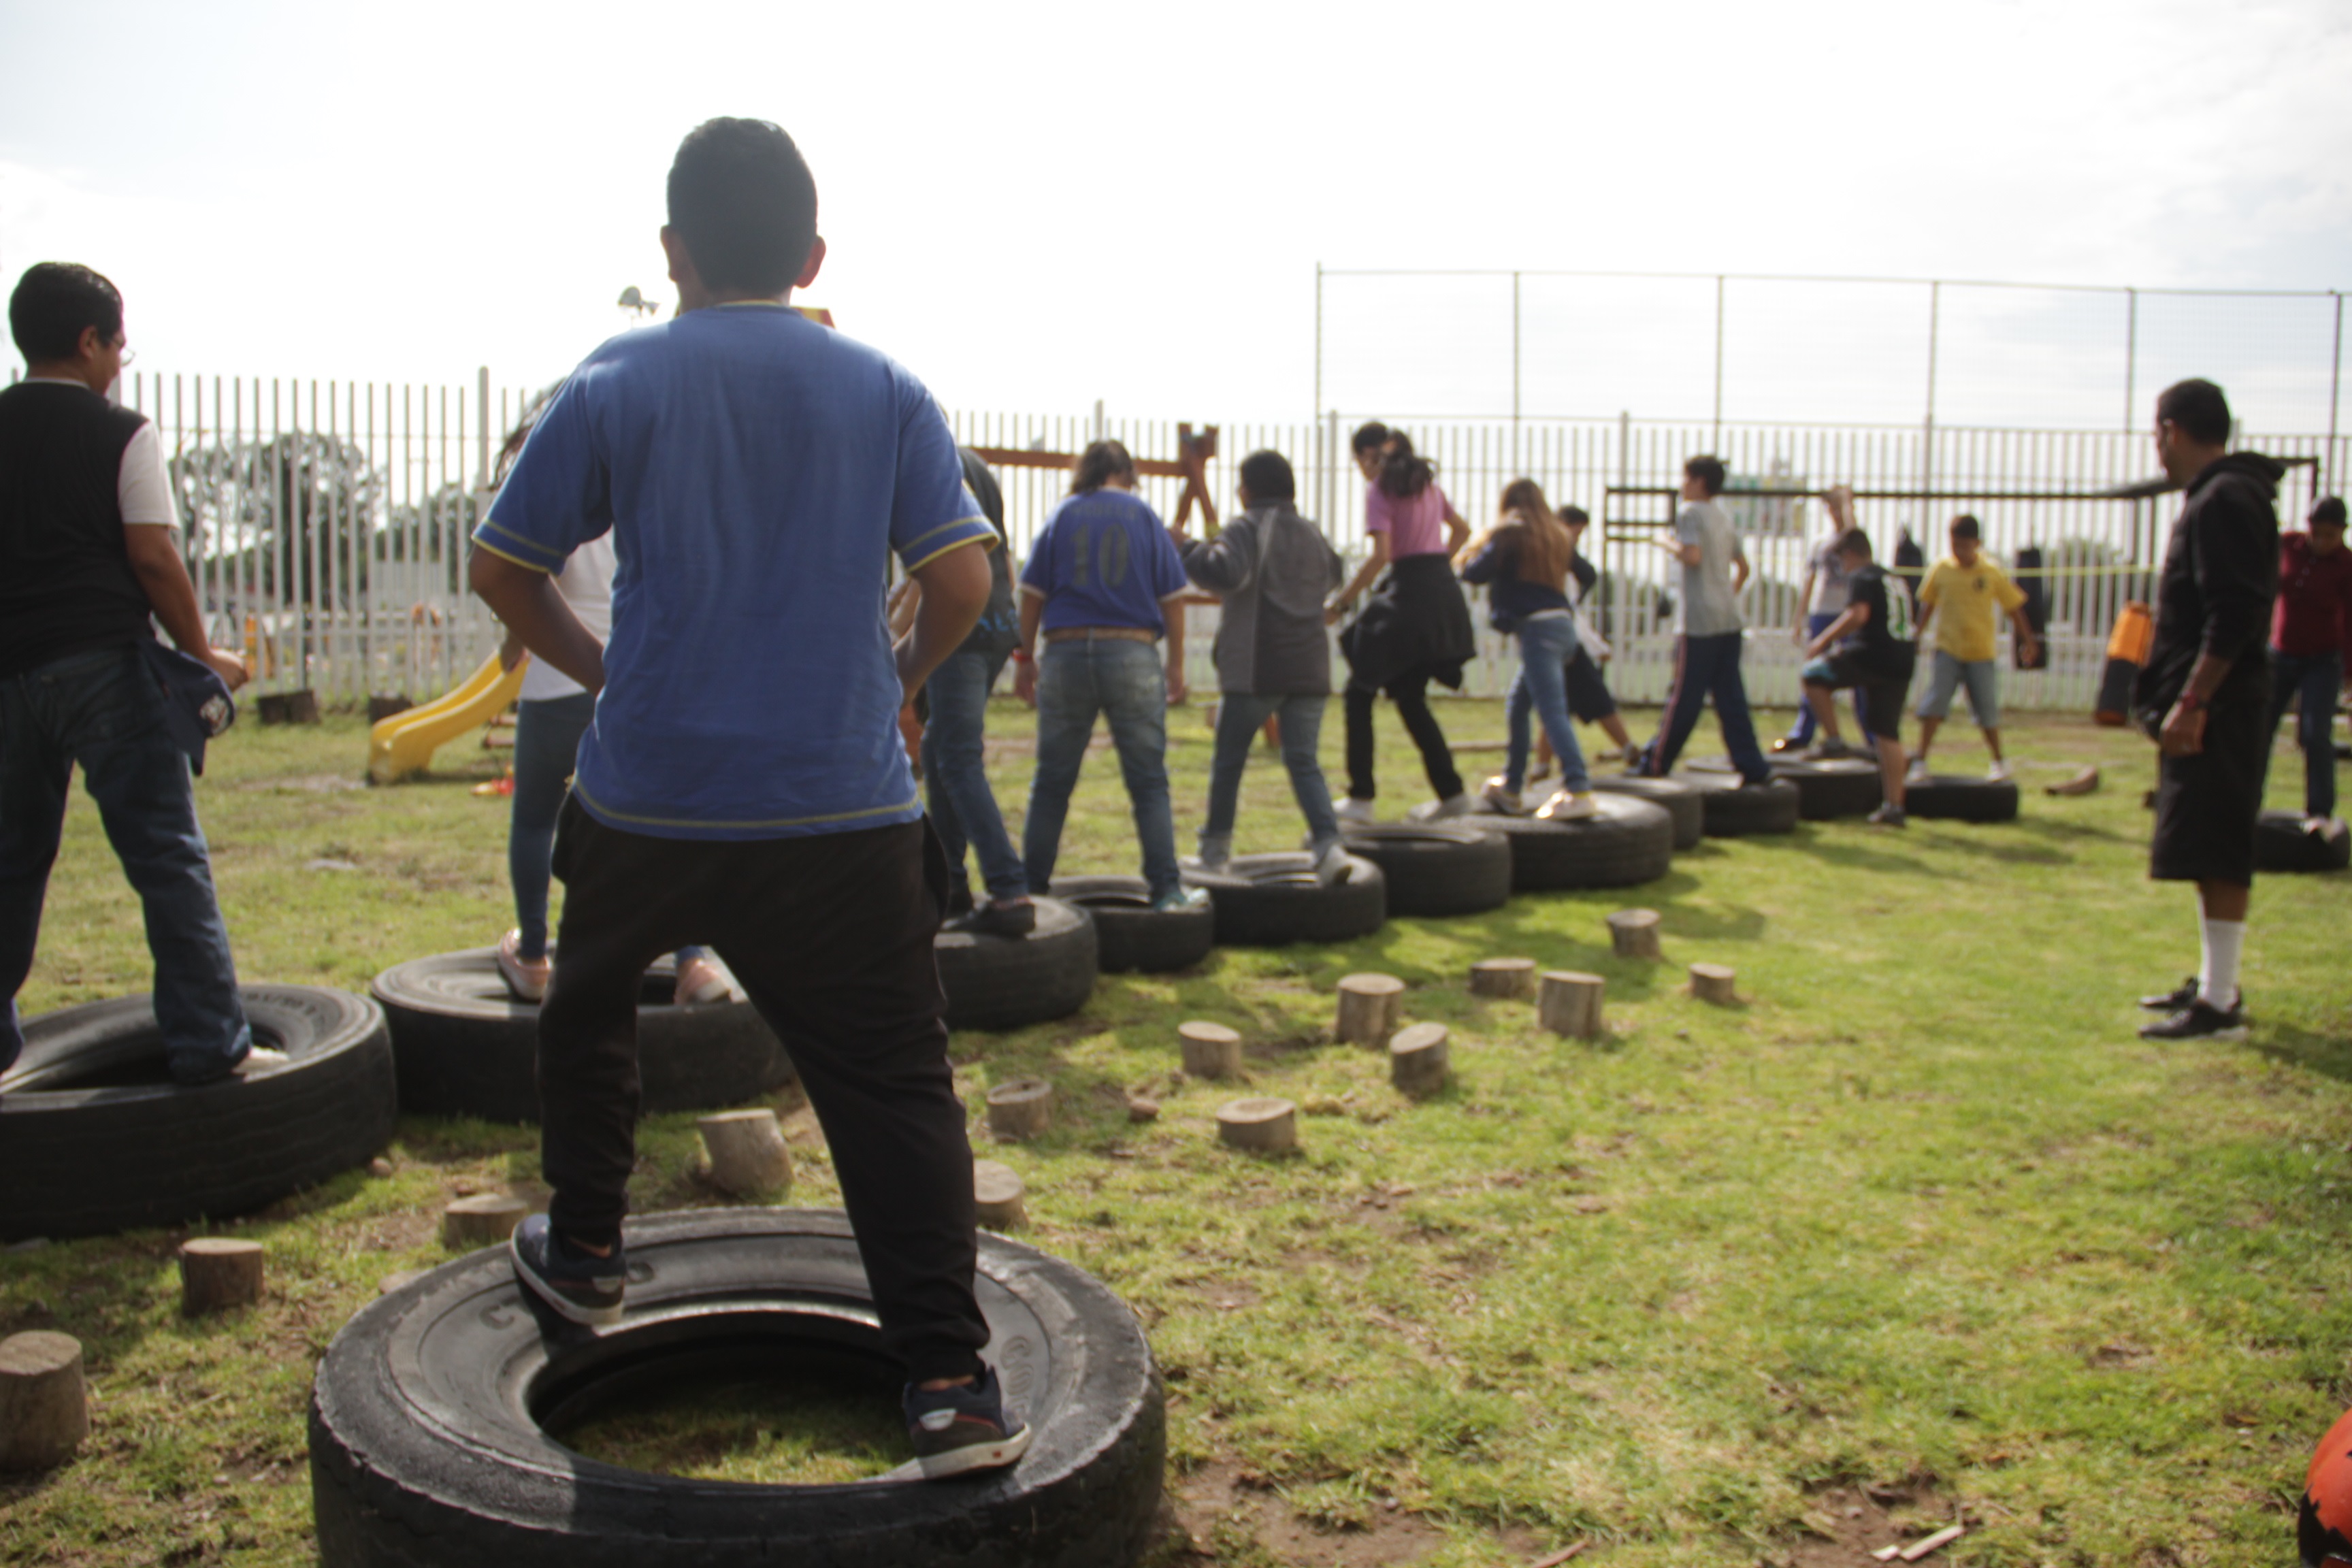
3, 0, 2346, 427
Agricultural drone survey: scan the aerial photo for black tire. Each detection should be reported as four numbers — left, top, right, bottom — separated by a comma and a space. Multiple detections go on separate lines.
936, 898, 1096, 1031
1466, 796, 1675, 890
1046, 877, 1215, 973
1180, 852, 1386, 946
1686, 753, 1882, 820
1682, 772, 1802, 836
1338, 822, 1514, 916
0, 985, 394, 1241
1904, 774, 2021, 823
308, 1207, 1165, 1568
372, 951, 793, 1124
1590, 774, 1705, 850
2255, 811, 2351, 873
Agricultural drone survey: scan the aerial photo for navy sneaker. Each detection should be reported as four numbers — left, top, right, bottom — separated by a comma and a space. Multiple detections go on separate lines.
901, 1364, 1033, 1480
2138, 996, 2248, 1042
510, 1214, 625, 1327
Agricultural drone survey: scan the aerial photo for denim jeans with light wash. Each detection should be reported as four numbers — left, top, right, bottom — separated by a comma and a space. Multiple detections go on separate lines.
510, 693, 704, 969
1505, 614, 1592, 794
1022, 638, 1180, 900
2266, 649, 2344, 820
1204, 692, 1339, 852
1, 644, 250, 1081
922, 649, 1028, 901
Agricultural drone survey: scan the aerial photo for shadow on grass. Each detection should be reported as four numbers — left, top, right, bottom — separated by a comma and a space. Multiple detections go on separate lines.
2249, 1021, 2352, 1087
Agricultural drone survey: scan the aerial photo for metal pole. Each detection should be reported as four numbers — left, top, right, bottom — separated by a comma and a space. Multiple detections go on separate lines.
1313, 261, 1323, 423
1511, 270, 1522, 472
2328, 291, 2342, 493
1712, 276, 1725, 439
1922, 281, 1940, 501
2123, 288, 2138, 433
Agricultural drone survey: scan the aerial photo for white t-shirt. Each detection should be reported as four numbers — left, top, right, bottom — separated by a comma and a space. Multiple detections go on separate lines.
519, 535, 616, 701
1673, 500, 1746, 638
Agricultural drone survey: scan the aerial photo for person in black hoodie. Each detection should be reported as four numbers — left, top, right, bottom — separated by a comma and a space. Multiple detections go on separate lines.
2133, 378, 2283, 1043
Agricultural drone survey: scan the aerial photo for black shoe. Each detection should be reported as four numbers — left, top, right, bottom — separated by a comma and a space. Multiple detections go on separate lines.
945, 885, 975, 919
2138, 997, 2247, 1042
900, 1364, 1033, 1480
2138, 976, 2198, 1012
944, 898, 1035, 939
510, 1214, 625, 1327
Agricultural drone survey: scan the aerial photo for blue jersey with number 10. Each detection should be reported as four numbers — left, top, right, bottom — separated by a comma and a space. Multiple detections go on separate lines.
1019, 488, 1190, 635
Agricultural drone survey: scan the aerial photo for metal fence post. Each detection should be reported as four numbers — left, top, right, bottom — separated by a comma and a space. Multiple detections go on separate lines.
2123, 288, 2138, 433
2329, 291, 2343, 492
1511, 270, 1522, 472
1922, 281, 1940, 501
1712, 275, 1725, 442
1313, 261, 1322, 424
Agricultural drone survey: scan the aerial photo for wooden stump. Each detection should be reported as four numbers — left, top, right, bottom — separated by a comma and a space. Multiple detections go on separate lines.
698, 1109, 794, 1196
1177, 1021, 1244, 1079
257, 688, 320, 725
440, 1194, 529, 1248
366, 693, 414, 723
1335, 973, 1405, 1047
1217, 1096, 1298, 1154
1689, 963, 1737, 1004
1388, 1022, 1451, 1096
178, 1238, 264, 1316
0, 1331, 88, 1472
987, 1078, 1054, 1141
1605, 909, 1663, 960
973, 1160, 1028, 1229
1469, 958, 1537, 998
1539, 971, 1605, 1041
1128, 1096, 1160, 1123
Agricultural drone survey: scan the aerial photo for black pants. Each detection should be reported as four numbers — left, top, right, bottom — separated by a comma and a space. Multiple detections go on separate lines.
541, 798, 987, 1381
1344, 663, 1463, 802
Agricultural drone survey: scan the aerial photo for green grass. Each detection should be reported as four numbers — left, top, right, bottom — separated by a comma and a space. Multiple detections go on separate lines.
3, 698, 2347, 1566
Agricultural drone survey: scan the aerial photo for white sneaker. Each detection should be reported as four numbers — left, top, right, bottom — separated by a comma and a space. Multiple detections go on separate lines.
1196, 833, 1232, 870
673, 953, 735, 1006
1480, 775, 1525, 815
1987, 759, 2013, 783
1426, 792, 1474, 820
1906, 757, 1930, 785
1309, 838, 1351, 884
1335, 797, 1377, 825
1535, 789, 1599, 822
234, 1046, 291, 1075
495, 928, 551, 1002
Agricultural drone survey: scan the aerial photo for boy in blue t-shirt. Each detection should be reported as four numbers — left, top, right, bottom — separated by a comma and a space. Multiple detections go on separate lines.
1012, 440, 1208, 911
468, 118, 1027, 1479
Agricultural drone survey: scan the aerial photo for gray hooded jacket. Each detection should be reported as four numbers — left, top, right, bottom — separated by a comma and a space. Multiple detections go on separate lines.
1179, 503, 1345, 696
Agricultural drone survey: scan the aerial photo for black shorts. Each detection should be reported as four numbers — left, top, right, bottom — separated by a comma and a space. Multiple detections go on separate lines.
1563, 649, 1617, 723
2150, 696, 2270, 884
1806, 651, 1910, 743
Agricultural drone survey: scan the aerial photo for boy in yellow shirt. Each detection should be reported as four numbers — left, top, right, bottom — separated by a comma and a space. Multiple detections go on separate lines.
1912, 514, 2040, 780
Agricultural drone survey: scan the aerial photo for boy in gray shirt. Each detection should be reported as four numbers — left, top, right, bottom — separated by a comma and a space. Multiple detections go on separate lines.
1172, 449, 1348, 879
1637, 455, 1774, 783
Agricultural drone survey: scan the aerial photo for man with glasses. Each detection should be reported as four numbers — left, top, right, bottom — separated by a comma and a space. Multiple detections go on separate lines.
1, 262, 261, 1083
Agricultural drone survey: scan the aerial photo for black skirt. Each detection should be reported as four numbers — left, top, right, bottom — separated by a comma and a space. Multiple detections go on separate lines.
1339, 553, 1477, 693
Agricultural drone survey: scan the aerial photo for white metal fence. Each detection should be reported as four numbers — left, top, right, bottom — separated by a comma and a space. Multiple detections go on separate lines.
20, 367, 2339, 716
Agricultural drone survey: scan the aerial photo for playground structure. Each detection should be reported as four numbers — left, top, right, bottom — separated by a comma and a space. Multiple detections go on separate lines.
366, 651, 525, 783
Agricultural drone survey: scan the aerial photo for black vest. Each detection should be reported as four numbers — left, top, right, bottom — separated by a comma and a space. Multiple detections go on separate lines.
0, 380, 154, 678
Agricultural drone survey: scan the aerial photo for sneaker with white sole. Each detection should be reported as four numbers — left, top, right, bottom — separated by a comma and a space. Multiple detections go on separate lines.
1987, 759, 2013, 783
900, 1364, 1032, 1480
2138, 996, 2248, 1042
1906, 757, 1930, 784
1865, 802, 1908, 828
1335, 797, 1377, 825
1802, 738, 1856, 762
1150, 886, 1212, 914
496, 928, 551, 1002
1426, 792, 1474, 820
1480, 775, 1525, 815
672, 953, 734, 1006
1309, 838, 1351, 884
1534, 789, 1599, 822
1196, 833, 1232, 871
510, 1213, 625, 1327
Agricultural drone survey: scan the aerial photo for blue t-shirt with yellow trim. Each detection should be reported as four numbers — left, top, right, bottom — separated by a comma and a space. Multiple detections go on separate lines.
476, 304, 992, 840
1019, 489, 1190, 634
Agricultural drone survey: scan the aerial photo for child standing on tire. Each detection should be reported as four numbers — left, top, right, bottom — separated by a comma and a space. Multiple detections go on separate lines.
1910, 514, 2040, 783
1456, 479, 1599, 822
1013, 440, 1209, 915
1171, 448, 1348, 879
469, 118, 1030, 1479
1799, 528, 1918, 826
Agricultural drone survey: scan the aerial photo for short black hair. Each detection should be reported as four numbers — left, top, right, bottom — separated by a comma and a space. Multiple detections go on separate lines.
1350, 421, 1390, 456
1238, 448, 1295, 502
1950, 513, 1981, 540
10, 262, 123, 363
2155, 378, 2232, 446
2311, 496, 2347, 529
1561, 505, 1590, 529
1684, 455, 1726, 497
666, 118, 818, 295
1835, 527, 1872, 559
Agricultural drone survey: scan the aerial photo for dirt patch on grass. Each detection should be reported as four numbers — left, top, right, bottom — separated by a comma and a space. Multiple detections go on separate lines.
1782, 1478, 1964, 1566
1169, 1460, 1447, 1565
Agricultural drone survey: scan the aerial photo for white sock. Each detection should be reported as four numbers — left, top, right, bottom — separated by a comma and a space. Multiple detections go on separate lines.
2198, 919, 2245, 1011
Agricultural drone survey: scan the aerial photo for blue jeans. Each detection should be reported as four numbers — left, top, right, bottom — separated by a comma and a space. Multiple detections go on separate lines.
511, 693, 703, 969
1023, 638, 1179, 900
1646, 631, 1772, 783
1, 644, 250, 1081
1505, 615, 1592, 794
1205, 692, 1339, 851
2266, 649, 2343, 819
1786, 612, 1839, 742
922, 649, 1027, 901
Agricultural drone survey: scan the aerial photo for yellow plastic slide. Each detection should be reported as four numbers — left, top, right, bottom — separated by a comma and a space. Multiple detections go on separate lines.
368, 652, 528, 783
